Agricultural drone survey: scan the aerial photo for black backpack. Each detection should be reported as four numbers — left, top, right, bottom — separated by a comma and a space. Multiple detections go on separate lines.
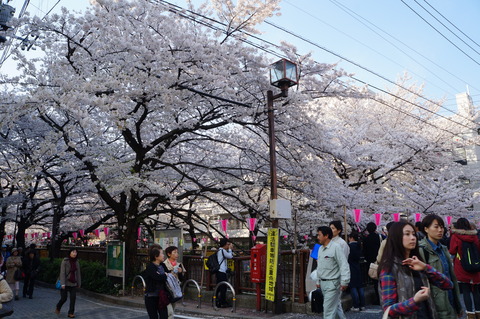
206, 251, 224, 274
460, 241, 480, 273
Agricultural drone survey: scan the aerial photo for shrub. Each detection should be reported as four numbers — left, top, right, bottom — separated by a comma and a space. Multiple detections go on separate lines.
38, 258, 117, 294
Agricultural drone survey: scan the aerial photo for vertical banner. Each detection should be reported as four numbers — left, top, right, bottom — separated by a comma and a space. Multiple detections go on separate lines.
374, 213, 382, 226
393, 213, 400, 222
415, 213, 421, 223
265, 228, 279, 302
446, 216, 452, 226
353, 209, 362, 223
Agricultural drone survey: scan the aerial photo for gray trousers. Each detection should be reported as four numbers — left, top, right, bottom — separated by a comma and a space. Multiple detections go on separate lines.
320, 280, 346, 319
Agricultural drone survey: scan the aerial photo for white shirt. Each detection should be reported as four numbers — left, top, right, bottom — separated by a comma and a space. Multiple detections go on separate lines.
217, 248, 233, 273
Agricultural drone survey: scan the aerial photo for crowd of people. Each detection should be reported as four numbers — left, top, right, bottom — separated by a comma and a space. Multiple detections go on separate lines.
310, 216, 480, 319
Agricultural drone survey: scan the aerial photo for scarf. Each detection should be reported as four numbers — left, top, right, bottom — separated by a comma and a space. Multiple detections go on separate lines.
69, 258, 77, 283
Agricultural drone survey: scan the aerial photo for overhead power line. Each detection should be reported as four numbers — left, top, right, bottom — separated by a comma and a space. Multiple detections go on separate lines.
150, 0, 478, 141
0, 0, 62, 68
326, 0, 480, 97
411, 0, 480, 56
422, 0, 480, 50
400, 0, 480, 67
263, 19, 477, 130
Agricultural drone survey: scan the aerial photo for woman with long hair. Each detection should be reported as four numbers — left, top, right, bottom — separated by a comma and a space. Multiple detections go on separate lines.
378, 221, 453, 318
449, 217, 480, 319
418, 214, 463, 318
55, 248, 81, 318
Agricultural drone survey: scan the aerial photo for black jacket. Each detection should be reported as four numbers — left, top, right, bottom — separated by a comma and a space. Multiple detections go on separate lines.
363, 233, 381, 264
143, 262, 168, 295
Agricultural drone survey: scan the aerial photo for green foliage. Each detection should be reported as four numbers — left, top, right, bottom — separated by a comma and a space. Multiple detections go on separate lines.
38, 258, 117, 294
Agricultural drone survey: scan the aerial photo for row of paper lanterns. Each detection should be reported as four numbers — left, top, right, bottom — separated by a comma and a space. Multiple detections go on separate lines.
352, 209, 454, 226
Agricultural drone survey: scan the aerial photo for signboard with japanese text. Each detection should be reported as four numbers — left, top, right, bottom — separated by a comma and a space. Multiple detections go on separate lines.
154, 229, 184, 262
204, 251, 235, 271
265, 228, 279, 302
106, 241, 125, 277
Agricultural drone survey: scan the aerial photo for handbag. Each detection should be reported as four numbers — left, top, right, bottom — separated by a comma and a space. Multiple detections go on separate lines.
368, 262, 378, 280
157, 289, 170, 310
55, 279, 61, 290
13, 270, 22, 281
382, 305, 391, 319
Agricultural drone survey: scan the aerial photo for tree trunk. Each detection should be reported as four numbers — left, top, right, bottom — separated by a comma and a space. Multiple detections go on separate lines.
15, 228, 25, 249
121, 219, 141, 282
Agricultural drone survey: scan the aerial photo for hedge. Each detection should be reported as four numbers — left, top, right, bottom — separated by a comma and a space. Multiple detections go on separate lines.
37, 258, 119, 294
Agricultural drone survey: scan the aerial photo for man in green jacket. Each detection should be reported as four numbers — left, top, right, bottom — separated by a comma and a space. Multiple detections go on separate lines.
418, 214, 463, 319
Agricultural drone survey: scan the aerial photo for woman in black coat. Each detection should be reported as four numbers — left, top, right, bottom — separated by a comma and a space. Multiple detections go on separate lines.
348, 232, 365, 311
143, 245, 169, 319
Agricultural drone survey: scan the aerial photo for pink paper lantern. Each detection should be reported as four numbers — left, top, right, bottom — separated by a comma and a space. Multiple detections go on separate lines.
79, 229, 85, 237
247, 218, 257, 232
374, 213, 382, 226
415, 213, 421, 223
72, 232, 78, 239
103, 227, 109, 237
34, 233, 39, 238
93, 229, 100, 237
47, 232, 51, 238
304, 235, 308, 240
220, 219, 228, 232
283, 235, 288, 240
393, 213, 400, 222
137, 227, 142, 239
192, 238, 197, 242
446, 216, 452, 226
31, 233, 35, 239
353, 209, 362, 223
252, 235, 257, 242
24, 234, 28, 238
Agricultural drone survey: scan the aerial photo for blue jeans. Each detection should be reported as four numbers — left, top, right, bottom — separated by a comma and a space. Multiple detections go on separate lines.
350, 287, 365, 308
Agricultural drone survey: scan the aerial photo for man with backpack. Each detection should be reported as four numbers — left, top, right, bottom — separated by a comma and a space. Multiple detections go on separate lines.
215, 238, 233, 308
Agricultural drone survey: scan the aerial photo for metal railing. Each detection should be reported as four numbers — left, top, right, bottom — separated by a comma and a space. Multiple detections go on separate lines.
212, 281, 236, 313
131, 275, 146, 297
181, 279, 202, 308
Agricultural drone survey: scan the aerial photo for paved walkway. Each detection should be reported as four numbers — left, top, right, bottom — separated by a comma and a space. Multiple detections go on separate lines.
8, 283, 387, 319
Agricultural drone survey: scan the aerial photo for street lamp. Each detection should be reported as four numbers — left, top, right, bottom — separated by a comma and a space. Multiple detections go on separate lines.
266, 58, 298, 314
267, 58, 298, 205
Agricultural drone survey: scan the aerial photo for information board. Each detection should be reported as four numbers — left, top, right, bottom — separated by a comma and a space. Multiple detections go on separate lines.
106, 241, 125, 278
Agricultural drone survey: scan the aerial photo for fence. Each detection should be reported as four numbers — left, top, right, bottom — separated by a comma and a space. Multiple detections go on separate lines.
40, 247, 373, 304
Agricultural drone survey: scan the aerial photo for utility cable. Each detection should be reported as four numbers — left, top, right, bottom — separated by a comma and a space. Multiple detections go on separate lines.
412, 0, 480, 56
152, 0, 478, 141
327, 0, 480, 97
400, 0, 480, 67
264, 19, 476, 130
0, 0, 61, 67
422, 0, 480, 50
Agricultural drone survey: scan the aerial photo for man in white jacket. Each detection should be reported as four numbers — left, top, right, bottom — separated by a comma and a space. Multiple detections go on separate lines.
315, 226, 350, 319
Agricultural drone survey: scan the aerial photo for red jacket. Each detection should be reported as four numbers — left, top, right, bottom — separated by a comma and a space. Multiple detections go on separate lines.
449, 228, 480, 284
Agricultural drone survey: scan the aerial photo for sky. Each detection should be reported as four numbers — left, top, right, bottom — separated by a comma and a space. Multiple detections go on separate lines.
1, 0, 480, 114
